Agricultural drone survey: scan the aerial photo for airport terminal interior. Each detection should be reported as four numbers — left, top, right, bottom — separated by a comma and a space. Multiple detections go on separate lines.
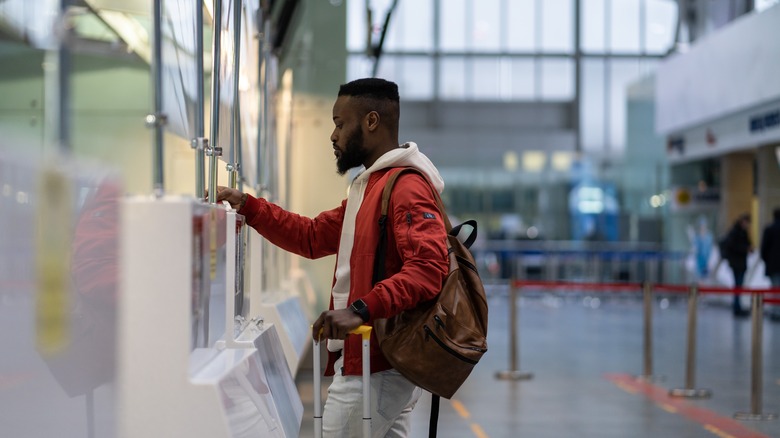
1, 0, 780, 437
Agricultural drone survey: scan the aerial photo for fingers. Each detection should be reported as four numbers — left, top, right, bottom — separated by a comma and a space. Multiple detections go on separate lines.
312, 309, 362, 341
312, 312, 325, 342
213, 187, 242, 209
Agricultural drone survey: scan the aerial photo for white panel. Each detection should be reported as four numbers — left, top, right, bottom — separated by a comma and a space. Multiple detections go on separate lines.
656, 5, 780, 133
258, 294, 310, 375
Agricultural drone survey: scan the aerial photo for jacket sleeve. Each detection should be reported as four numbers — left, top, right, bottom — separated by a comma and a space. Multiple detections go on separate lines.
238, 194, 344, 259
361, 173, 449, 319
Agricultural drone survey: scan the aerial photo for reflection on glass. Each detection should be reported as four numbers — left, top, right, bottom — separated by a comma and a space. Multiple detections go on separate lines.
0, 0, 59, 49
234, 215, 250, 336
218, 355, 284, 438
161, 0, 199, 140
216, 0, 238, 164
191, 205, 227, 349
238, 0, 261, 186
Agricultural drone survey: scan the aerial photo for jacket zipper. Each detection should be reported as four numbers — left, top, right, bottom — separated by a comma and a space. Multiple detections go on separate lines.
406, 212, 414, 255
423, 325, 480, 364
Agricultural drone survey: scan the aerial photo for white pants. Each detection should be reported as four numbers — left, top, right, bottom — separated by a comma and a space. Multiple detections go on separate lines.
322, 365, 421, 438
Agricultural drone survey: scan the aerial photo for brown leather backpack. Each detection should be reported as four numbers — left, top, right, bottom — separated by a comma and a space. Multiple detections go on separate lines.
372, 168, 488, 401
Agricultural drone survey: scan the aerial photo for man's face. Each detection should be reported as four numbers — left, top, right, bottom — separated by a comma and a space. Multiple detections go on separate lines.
332, 96, 369, 175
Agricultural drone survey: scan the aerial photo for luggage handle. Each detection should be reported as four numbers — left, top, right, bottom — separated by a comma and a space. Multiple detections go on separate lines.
313, 325, 373, 438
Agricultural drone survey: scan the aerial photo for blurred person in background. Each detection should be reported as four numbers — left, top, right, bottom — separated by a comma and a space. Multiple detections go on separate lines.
720, 213, 753, 316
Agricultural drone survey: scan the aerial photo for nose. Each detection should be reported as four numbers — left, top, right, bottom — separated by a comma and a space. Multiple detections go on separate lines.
330, 130, 338, 145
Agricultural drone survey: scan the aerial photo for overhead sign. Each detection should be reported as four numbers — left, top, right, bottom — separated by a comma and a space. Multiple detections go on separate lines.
749, 109, 780, 134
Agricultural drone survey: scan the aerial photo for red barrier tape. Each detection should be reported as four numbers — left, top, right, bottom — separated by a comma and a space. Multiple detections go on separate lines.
511, 280, 641, 291
765, 298, 780, 305
512, 280, 780, 296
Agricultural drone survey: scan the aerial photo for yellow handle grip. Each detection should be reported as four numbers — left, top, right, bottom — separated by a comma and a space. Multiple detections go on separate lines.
314, 325, 373, 341
350, 325, 372, 340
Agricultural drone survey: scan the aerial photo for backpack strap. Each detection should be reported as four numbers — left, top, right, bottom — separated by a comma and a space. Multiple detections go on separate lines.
373, 168, 448, 286
379, 168, 453, 231
373, 168, 481, 285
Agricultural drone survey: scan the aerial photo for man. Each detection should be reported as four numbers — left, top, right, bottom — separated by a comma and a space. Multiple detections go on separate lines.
721, 213, 753, 316
760, 208, 780, 287
216, 78, 448, 437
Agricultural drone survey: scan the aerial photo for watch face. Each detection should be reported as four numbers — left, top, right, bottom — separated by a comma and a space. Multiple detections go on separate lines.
351, 300, 369, 321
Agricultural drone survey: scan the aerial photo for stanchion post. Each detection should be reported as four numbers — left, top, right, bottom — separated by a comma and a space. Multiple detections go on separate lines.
669, 284, 711, 398
735, 292, 778, 421
636, 281, 662, 381
495, 279, 533, 381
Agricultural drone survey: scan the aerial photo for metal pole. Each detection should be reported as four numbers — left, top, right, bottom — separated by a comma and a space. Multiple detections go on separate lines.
86, 389, 94, 438
228, 0, 242, 190
313, 337, 322, 438
640, 281, 654, 379
149, 0, 165, 197
669, 284, 711, 398
207, 0, 224, 204
573, 0, 582, 153
261, 18, 271, 195
361, 333, 371, 437
194, 0, 206, 197
56, 0, 72, 155
734, 293, 778, 420
255, 19, 268, 193
495, 280, 533, 381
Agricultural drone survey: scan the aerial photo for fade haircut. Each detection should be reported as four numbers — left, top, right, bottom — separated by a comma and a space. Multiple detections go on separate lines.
338, 78, 400, 133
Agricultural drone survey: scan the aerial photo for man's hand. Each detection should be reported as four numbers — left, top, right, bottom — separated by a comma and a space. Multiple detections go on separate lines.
311, 308, 364, 341
213, 186, 247, 210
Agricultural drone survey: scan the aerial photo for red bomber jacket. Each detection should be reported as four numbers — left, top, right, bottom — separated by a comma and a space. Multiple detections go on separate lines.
238, 167, 449, 376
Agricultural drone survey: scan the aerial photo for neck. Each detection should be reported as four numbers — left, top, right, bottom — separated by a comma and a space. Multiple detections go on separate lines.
364, 142, 400, 169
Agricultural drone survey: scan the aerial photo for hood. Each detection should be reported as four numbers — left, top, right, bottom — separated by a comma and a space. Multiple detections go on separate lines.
353, 142, 445, 193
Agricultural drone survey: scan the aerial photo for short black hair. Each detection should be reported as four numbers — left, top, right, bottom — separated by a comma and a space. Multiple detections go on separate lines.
338, 78, 399, 102
338, 78, 400, 133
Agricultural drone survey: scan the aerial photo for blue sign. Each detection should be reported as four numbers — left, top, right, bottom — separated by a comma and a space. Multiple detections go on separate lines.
750, 109, 780, 133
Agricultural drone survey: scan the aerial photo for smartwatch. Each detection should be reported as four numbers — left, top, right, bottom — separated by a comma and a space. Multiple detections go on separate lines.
350, 299, 370, 322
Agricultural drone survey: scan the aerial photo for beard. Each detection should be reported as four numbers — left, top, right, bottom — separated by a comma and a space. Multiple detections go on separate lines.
336, 127, 369, 175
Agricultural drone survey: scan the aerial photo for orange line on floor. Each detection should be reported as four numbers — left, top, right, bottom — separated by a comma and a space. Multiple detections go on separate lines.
451, 399, 471, 419
470, 423, 489, 438
605, 373, 769, 438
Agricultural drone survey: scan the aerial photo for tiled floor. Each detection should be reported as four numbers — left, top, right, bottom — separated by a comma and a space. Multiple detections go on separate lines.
297, 284, 780, 437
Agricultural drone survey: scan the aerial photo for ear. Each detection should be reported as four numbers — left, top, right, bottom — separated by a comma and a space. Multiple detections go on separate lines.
365, 111, 380, 132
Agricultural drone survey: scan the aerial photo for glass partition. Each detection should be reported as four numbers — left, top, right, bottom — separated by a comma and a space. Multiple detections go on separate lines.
161, 0, 199, 140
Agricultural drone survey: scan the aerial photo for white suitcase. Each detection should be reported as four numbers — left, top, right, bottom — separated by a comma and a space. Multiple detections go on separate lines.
313, 325, 373, 438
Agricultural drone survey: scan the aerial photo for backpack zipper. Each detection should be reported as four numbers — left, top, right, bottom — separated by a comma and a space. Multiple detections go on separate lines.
423, 325, 481, 364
